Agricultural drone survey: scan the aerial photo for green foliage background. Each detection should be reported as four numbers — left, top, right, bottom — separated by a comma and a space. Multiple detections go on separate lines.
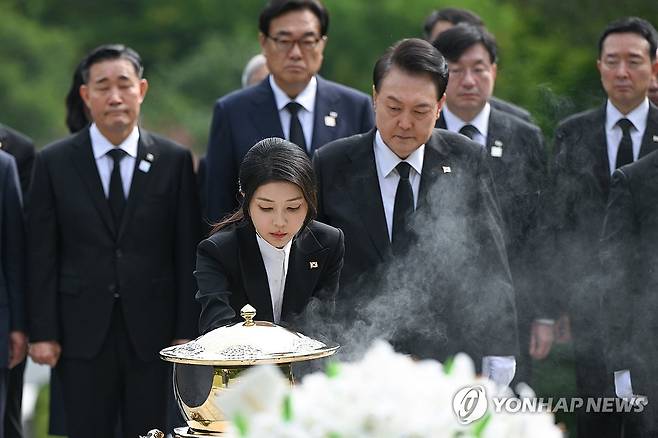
1, 0, 656, 154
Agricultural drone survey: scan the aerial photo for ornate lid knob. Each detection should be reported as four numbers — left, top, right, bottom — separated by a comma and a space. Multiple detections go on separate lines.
240, 304, 257, 326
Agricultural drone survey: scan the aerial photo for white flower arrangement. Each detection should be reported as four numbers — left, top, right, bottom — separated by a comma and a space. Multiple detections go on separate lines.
218, 340, 563, 438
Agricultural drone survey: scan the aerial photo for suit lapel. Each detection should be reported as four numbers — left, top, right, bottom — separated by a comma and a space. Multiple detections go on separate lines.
281, 226, 330, 318
250, 78, 285, 140
346, 130, 390, 260
418, 130, 452, 210
117, 130, 154, 241
69, 129, 116, 236
311, 76, 339, 153
640, 104, 658, 158
237, 224, 275, 322
486, 108, 511, 155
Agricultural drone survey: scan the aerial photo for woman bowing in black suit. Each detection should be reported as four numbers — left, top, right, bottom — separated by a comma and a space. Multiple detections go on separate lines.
195, 137, 344, 333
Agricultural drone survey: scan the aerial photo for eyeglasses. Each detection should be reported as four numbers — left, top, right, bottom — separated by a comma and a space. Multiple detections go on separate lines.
266, 34, 326, 53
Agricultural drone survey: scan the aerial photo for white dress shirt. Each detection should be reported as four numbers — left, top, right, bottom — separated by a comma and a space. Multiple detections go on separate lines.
90, 123, 139, 198
372, 129, 516, 387
373, 130, 424, 242
442, 103, 491, 147
605, 98, 649, 175
256, 232, 293, 324
270, 75, 317, 152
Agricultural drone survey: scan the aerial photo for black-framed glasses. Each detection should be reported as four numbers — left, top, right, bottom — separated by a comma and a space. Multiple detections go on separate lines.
266, 34, 326, 53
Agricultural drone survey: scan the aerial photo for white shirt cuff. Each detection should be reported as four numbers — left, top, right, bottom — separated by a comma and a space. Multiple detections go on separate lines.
482, 355, 516, 387
614, 369, 634, 398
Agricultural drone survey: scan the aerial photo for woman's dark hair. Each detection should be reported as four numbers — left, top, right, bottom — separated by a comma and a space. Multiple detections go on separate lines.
65, 59, 91, 133
210, 137, 318, 234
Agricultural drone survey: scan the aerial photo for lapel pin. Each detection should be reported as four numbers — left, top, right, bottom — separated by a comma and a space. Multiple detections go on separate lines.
138, 160, 151, 173
324, 111, 337, 127
309, 261, 319, 269
442, 166, 451, 173
0, 141, 3, 149
146, 153, 155, 162
653, 135, 658, 142
491, 140, 503, 158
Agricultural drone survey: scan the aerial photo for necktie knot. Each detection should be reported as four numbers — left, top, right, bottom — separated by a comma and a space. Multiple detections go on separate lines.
459, 124, 480, 140
617, 118, 634, 134
107, 148, 127, 164
285, 101, 303, 116
396, 161, 411, 180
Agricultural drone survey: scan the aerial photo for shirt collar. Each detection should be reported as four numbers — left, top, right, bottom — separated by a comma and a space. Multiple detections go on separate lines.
90, 123, 139, 159
374, 130, 425, 178
442, 102, 491, 139
269, 75, 317, 114
256, 230, 293, 260
605, 98, 649, 133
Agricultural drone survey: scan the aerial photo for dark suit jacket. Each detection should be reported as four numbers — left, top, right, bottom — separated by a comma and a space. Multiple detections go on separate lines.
490, 96, 532, 123
0, 151, 25, 368
313, 128, 518, 363
205, 75, 374, 222
26, 127, 200, 361
601, 150, 658, 429
438, 109, 550, 319
0, 123, 36, 197
549, 104, 658, 314
195, 220, 344, 334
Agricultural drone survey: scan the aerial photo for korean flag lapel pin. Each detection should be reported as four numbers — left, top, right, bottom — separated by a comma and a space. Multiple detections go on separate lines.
442, 165, 451, 173
139, 152, 155, 173
491, 140, 504, 158
324, 111, 337, 127
653, 135, 658, 143
309, 261, 319, 269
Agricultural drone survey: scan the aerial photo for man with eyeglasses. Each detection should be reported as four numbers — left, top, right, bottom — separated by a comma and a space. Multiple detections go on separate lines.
204, 0, 374, 223
432, 24, 552, 388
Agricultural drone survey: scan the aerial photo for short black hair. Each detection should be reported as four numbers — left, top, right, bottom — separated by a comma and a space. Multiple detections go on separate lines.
80, 44, 143, 83
259, 0, 329, 37
373, 38, 449, 100
598, 16, 658, 61
432, 24, 498, 64
423, 7, 484, 40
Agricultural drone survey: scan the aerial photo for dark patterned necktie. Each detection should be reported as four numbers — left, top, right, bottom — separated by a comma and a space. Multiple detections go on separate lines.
459, 124, 480, 140
285, 101, 307, 152
392, 162, 414, 254
615, 118, 634, 169
107, 148, 127, 225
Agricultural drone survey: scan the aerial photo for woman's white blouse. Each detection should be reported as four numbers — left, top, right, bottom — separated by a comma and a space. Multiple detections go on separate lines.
255, 233, 292, 324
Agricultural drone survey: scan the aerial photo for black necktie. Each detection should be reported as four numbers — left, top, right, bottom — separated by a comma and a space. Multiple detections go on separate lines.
459, 124, 480, 140
615, 118, 634, 169
285, 101, 307, 152
107, 148, 127, 225
392, 162, 414, 254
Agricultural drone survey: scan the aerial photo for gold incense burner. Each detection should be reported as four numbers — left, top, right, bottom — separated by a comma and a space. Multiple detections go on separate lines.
157, 305, 339, 436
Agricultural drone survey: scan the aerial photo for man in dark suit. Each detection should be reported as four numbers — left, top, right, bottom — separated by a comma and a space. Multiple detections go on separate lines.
204, 0, 374, 223
313, 38, 518, 386
26, 44, 200, 438
432, 24, 553, 384
0, 125, 34, 438
423, 7, 532, 123
548, 17, 658, 438
601, 150, 658, 437
0, 151, 26, 438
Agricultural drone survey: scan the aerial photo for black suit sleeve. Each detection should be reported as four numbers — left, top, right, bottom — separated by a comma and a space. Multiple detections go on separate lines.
194, 238, 237, 334
173, 150, 202, 340
26, 153, 59, 342
600, 169, 639, 375
2, 157, 26, 333
311, 228, 344, 316
205, 100, 239, 223
457, 149, 519, 359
